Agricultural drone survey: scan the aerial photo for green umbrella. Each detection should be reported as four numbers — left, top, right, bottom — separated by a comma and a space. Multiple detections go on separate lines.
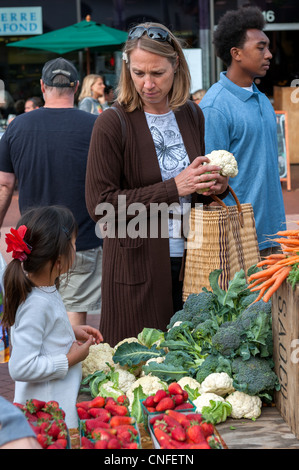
6, 19, 128, 54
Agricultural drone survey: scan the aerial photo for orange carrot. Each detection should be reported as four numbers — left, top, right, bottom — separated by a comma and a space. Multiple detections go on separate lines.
247, 276, 272, 289
247, 264, 286, 282
274, 238, 299, 245
252, 286, 268, 303
267, 254, 287, 260
262, 267, 291, 303
256, 259, 278, 267
276, 230, 299, 236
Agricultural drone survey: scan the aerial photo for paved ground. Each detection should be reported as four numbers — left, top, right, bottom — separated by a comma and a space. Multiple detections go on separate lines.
1, 166, 299, 404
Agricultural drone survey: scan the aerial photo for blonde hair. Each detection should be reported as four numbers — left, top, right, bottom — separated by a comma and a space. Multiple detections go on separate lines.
116, 22, 191, 112
78, 74, 104, 101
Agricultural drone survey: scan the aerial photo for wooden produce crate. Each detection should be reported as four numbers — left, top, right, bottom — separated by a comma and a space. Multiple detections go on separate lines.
271, 281, 299, 439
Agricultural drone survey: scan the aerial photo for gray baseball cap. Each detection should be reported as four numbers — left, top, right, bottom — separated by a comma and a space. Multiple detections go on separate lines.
41, 57, 79, 87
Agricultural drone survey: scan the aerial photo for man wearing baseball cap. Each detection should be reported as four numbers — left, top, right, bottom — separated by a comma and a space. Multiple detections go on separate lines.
0, 57, 103, 328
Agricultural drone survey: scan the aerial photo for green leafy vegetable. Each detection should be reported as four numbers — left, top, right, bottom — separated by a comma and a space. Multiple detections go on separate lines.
201, 399, 232, 424
113, 341, 166, 367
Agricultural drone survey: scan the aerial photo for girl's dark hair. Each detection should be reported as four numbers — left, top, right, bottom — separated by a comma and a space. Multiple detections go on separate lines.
213, 6, 265, 66
2, 205, 77, 327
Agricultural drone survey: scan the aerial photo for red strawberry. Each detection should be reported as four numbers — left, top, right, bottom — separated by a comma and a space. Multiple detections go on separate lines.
155, 397, 175, 412
168, 382, 183, 395
107, 438, 122, 449
44, 400, 59, 411
172, 394, 184, 406
117, 395, 129, 406
77, 407, 90, 420
46, 420, 62, 440
143, 395, 155, 408
76, 401, 91, 410
91, 428, 116, 441
170, 425, 186, 442
109, 416, 135, 428
186, 423, 206, 443
36, 433, 53, 449
55, 438, 68, 449
94, 439, 108, 449
88, 407, 111, 421
206, 435, 222, 449
182, 390, 189, 401
190, 441, 211, 449
174, 403, 194, 410
200, 421, 214, 438
186, 413, 203, 423
80, 436, 94, 449
26, 399, 46, 414
36, 410, 52, 421
83, 417, 111, 434
146, 406, 157, 412
153, 389, 168, 403
105, 403, 128, 416
88, 396, 105, 408
165, 409, 190, 427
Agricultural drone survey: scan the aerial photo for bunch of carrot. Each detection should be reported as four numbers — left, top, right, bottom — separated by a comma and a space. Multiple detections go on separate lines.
248, 226, 299, 303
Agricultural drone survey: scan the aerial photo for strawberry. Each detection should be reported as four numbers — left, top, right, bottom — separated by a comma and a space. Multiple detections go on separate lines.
36, 432, 53, 449
174, 402, 194, 410
143, 395, 155, 408
170, 425, 187, 442
182, 390, 189, 401
172, 394, 184, 406
43, 400, 60, 412
55, 438, 68, 449
26, 399, 46, 414
125, 442, 138, 449
80, 436, 94, 449
107, 438, 122, 449
46, 420, 62, 439
91, 428, 116, 441
154, 428, 176, 449
155, 397, 175, 412
47, 442, 64, 449
109, 416, 135, 428
88, 396, 105, 408
36, 410, 52, 421
24, 410, 38, 422
149, 414, 166, 425
189, 441, 211, 449
153, 389, 168, 403
117, 395, 129, 406
168, 382, 184, 396
76, 401, 91, 410
186, 413, 203, 423
206, 435, 222, 449
186, 423, 206, 443
165, 409, 190, 427
13, 402, 26, 412
116, 424, 138, 436
146, 407, 157, 412
94, 440, 108, 449
77, 407, 90, 420
105, 403, 128, 416
88, 408, 111, 421
200, 422, 214, 438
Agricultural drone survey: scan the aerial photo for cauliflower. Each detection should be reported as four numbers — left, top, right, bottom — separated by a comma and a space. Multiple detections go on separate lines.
113, 367, 137, 393
178, 376, 201, 394
82, 343, 115, 378
126, 375, 167, 411
193, 393, 225, 413
200, 372, 235, 397
225, 391, 262, 419
113, 337, 139, 352
204, 150, 238, 177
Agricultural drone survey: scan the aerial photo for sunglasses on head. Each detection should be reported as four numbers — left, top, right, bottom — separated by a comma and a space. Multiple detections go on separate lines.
128, 26, 172, 45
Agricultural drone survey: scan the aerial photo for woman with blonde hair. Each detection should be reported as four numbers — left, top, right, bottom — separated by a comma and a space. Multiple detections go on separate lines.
85, 22, 229, 346
78, 74, 108, 114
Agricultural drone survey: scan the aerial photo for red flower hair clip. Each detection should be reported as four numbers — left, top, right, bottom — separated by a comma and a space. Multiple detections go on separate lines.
5, 225, 32, 262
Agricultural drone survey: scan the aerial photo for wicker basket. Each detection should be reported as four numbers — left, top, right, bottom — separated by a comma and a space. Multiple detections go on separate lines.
183, 187, 260, 301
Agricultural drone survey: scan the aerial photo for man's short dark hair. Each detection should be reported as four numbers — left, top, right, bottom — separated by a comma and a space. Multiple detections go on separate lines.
213, 6, 265, 66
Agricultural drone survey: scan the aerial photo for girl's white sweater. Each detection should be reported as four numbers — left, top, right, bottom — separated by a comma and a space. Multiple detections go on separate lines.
9, 286, 82, 428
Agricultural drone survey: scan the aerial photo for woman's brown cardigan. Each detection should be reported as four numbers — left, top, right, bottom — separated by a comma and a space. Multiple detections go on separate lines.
85, 101, 218, 346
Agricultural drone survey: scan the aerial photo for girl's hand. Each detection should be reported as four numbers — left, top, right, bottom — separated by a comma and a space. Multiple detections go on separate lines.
174, 156, 228, 197
66, 336, 94, 367
73, 325, 103, 344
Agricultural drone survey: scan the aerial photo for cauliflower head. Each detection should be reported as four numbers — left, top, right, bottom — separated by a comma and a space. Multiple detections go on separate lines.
140, 356, 165, 377
193, 393, 225, 413
178, 376, 201, 393
225, 391, 262, 419
200, 372, 235, 397
113, 367, 136, 393
82, 343, 115, 378
205, 150, 238, 177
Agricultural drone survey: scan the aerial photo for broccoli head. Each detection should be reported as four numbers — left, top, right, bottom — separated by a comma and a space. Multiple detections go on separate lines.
231, 356, 280, 400
195, 353, 232, 383
183, 291, 219, 316
167, 309, 193, 329
236, 299, 272, 331
211, 323, 244, 357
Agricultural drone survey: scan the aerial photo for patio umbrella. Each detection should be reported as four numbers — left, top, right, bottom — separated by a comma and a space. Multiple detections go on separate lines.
7, 18, 128, 73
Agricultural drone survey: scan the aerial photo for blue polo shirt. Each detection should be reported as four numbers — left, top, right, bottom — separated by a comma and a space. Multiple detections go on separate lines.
200, 72, 286, 250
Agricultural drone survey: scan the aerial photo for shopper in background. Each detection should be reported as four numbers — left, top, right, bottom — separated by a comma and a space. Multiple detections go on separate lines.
191, 89, 206, 105
0, 57, 103, 327
2, 206, 103, 428
85, 22, 229, 346
200, 6, 286, 256
78, 74, 109, 114
25, 96, 44, 112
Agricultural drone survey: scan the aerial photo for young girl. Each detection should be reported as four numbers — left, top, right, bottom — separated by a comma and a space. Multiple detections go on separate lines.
1, 205, 103, 428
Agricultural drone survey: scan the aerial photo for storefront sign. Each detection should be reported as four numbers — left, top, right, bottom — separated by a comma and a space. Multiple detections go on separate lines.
0, 7, 43, 35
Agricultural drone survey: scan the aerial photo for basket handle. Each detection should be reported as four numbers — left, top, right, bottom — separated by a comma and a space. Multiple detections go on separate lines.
211, 186, 244, 228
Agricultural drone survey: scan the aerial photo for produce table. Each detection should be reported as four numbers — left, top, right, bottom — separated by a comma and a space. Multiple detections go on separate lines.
73, 391, 299, 449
